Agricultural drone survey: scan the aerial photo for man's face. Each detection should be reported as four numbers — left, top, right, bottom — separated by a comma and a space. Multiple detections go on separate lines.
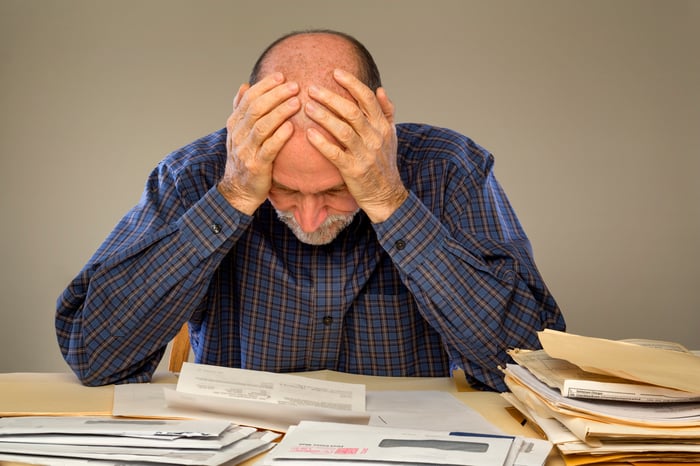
268, 131, 360, 245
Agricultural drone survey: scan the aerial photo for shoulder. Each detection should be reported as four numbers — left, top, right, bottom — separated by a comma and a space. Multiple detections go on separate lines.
142, 128, 227, 203
396, 123, 494, 177
159, 128, 227, 181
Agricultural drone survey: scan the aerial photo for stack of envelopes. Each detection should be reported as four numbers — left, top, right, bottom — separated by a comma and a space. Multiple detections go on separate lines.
501, 329, 700, 465
0, 416, 280, 465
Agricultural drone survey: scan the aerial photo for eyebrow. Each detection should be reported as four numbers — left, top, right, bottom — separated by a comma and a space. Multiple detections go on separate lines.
271, 180, 347, 194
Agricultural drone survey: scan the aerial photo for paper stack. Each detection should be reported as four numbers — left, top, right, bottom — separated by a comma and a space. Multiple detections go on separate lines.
0, 416, 280, 465
501, 329, 700, 465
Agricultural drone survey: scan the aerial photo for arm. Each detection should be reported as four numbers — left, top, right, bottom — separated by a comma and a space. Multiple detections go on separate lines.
373, 159, 565, 392
56, 152, 250, 386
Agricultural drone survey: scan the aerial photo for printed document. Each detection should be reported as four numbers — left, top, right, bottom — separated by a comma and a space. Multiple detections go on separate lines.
164, 362, 369, 431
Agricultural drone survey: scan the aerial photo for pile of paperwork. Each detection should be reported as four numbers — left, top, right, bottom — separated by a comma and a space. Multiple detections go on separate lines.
502, 329, 700, 465
0, 416, 279, 465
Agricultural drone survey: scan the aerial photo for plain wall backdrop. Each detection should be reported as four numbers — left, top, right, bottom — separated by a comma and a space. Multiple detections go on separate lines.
1, 0, 698, 374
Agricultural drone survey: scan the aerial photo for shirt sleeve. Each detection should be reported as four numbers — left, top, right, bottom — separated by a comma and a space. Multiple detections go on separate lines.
372, 165, 565, 392
55, 159, 251, 386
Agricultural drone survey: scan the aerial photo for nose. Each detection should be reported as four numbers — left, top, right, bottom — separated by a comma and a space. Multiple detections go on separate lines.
294, 195, 328, 233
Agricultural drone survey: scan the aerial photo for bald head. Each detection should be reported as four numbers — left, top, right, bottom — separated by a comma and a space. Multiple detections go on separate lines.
258, 33, 359, 84
250, 29, 382, 91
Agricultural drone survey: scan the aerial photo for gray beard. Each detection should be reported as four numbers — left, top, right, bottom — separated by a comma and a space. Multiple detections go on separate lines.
275, 209, 359, 245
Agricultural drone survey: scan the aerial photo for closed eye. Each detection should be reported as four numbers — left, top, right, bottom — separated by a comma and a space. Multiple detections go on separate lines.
270, 181, 348, 197
324, 186, 348, 196
270, 182, 298, 195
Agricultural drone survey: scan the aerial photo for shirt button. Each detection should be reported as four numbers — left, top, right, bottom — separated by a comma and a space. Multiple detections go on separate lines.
395, 239, 406, 250
322, 316, 333, 326
210, 223, 222, 234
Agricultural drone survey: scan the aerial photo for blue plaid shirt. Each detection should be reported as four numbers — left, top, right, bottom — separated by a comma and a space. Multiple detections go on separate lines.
56, 123, 565, 391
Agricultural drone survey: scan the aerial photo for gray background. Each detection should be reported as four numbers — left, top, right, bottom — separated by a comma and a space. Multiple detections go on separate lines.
1, 0, 698, 374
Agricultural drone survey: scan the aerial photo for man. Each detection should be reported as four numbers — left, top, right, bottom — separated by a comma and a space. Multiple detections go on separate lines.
56, 29, 565, 392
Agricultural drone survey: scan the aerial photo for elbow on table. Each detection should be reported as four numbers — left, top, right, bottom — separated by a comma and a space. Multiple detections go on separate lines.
64, 348, 158, 387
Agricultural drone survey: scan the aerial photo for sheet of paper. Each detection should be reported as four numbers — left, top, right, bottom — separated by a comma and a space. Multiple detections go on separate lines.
505, 435, 555, 466
0, 415, 231, 438
556, 440, 700, 455
0, 423, 256, 449
296, 369, 461, 392
538, 330, 700, 393
112, 382, 249, 423
177, 362, 365, 410
259, 420, 516, 466
165, 362, 370, 431
555, 410, 700, 443
0, 454, 96, 465
366, 390, 504, 435
501, 392, 581, 445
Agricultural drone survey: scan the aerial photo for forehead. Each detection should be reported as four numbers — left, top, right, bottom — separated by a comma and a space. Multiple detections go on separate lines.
272, 132, 345, 193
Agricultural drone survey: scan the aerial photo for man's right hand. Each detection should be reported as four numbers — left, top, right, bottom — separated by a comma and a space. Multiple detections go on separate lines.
218, 72, 301, 215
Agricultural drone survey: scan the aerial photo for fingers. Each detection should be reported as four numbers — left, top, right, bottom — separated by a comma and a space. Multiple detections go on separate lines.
220, 73, 301, 214
230, 73, 300, 150
305, 69, 394, 157
330, 69, 394, 127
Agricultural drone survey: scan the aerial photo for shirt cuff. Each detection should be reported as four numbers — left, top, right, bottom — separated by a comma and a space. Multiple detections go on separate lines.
177, 186, 253, 259
372, 192, 446, 275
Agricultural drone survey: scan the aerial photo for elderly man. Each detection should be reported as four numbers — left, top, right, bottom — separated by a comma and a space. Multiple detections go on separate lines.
56, 29, 565, 392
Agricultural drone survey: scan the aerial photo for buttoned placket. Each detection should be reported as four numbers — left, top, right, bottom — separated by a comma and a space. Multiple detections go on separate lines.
305, 248, 345, 370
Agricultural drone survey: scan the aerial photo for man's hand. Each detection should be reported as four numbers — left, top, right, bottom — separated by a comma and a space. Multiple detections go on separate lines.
304, 69, 409, 223
218, 72, 301, 215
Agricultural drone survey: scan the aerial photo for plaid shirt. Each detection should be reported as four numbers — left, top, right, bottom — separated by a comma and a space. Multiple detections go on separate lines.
56, 123, 565, 391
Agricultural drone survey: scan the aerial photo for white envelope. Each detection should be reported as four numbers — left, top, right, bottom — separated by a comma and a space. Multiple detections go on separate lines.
261, 421, 516, 466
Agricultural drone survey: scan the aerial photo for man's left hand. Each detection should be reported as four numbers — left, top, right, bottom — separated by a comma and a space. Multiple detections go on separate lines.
304, 68, 409, 223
